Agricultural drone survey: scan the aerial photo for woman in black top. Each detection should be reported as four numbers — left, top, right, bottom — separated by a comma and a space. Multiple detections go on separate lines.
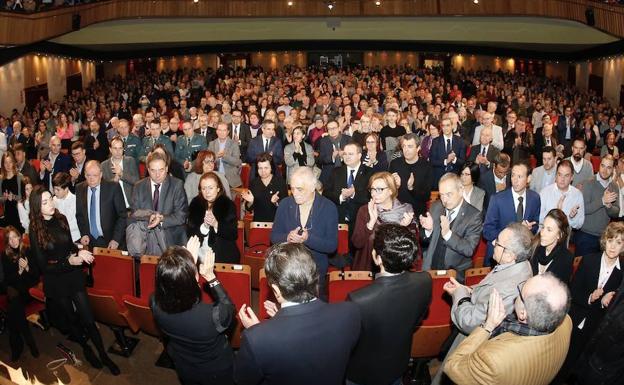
151, 239, 235, 385
241, 153, 287, 222
1, 226, 39, 361
531, 208, 574, 284
29, 186, 120, 375
188, 172, 240, 264
0, 152, 25, 233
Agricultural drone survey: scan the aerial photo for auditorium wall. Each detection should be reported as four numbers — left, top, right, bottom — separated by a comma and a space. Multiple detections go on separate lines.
0, 54, 95, 117
451, 54, 515, 72
250, 52, 307, 70
363, 51, 419, 68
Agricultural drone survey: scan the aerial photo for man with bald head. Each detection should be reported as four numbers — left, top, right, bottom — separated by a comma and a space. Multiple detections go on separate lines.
467, 125, 500, 176
40, 135, 72, 192
472, 112, 504, 150
445, 273, 572, 385
75, 160, 127, 249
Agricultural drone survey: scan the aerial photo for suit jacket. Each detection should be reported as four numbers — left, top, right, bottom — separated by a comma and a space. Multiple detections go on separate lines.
246, 135, 284, 179
130, 175, 189, 247
529, 165, 556, 194
318, 135, 351, 186
75, 180, 127, 246
229, 122, 251, 158
70, 161, 87, 192
234, 300, 360, 385
483, 188, 540, 260
40, 153, 72, 191
208, 138, 242, 188
429, 135, 466, 187
195, 126, 217, 146
84, 131, 110, 162
556, 115, 578, 143
530, 243, 575, 284
101, 156, 139, 209
17, 160, 39, 186
467, 143, 500, 176
323, 164, 372, 224
465, 185, 486, 212
478, 169, 512, 209
421, 200, 482, 282
445, 316, 572, 385
347, 272, 432, 385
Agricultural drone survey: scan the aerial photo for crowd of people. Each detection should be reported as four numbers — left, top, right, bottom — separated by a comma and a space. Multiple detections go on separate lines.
0, 62, 624, 384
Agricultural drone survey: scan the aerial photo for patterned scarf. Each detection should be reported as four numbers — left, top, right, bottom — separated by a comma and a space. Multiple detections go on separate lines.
490, 314, 548, 339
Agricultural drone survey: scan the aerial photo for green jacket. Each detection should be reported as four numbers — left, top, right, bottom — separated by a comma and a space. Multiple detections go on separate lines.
174, 134, 207, 165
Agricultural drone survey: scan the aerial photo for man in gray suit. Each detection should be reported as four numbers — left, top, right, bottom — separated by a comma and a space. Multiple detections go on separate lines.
529, 146, 557, 194
419, 173, 482, 283
432, 222, 534, 385
130, 151, 188, 247
208, 122, 242, 188
102, 136, 139, 209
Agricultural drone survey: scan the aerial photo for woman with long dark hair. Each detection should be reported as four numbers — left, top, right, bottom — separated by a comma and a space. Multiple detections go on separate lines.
151, 239, 235, 385
29, 186, 120, 375
1, 226, 39, 361
531, 208, 574, 284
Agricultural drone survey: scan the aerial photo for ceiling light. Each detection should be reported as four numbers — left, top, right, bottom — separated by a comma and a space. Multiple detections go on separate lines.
193, 0, 199, 3
287, 1, 293, 6
473, 0, 479, 3
327, 1, 335, 10
375, 1, 381, 6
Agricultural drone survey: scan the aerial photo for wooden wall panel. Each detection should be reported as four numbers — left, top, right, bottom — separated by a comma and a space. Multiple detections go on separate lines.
1, 0, 623, 45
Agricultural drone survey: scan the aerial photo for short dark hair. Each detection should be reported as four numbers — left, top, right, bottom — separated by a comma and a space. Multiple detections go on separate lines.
557, 159, 573, 174
154, 246, 201, 314
264, 243, 318, 303
52, 172, 71, 189
148, 147, 170, 167
494, 153, 511, 168
71, 141, 85, 151
512, 161, 531, 176
373, 224, 417, 273
541, 146, 556, 158
256, 152, 273, 167
13, 143, 25, 153
462, 161, 480, 185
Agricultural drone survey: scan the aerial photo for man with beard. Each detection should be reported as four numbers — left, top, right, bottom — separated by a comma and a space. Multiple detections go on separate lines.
567, 138, 594, 188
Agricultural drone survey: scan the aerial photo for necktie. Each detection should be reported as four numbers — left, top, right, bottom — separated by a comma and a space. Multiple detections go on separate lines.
234, 126, 239, 138
446, 138, 451, 154
264, 139, 269, 152
446, 209, 454, 223
153, 183, 160, 211
481, 146, 486, 156
89, 187, 100, 239
347, 169, 355, 188
516, 196, 524, 222
122, 137, 126, 145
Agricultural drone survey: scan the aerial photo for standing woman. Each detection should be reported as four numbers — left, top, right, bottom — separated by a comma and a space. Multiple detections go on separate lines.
0, 152, 25, 233
187, 172, 240, 264
29, 186, 120, 375
184, 150, 231, 203
283, 126, 315, 184
151, 241, 235, 385
35, 119, 52, 160
2, 226, 39, 361
361, 133, 388, 173
56, 112, 74, 151
241, 153, 288, 222
17, 176, 33, 233
531, 208, 574, 284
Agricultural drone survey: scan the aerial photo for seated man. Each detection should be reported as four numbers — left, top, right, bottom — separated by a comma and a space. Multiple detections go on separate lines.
235, 242, 360, 385
445, 273, 572, 385
346, 224, 432, 385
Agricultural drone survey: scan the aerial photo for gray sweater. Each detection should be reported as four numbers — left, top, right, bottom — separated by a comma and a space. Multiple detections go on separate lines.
567, 157, 594, 188
580, 177, 620, 236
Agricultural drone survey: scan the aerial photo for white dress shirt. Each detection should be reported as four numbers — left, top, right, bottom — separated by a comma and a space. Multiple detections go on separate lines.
53, 192, 81, 242
539, 183, 585, 229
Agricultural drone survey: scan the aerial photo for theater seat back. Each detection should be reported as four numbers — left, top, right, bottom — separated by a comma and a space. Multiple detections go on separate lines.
258, 269, 278, 320
92, 248, 135, 297
328, 271, 373, 303
465, 267, 491, 287
139, 255, 160, 299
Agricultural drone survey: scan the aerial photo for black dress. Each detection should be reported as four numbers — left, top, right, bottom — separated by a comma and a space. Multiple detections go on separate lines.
0, 175, 24, 233
530, 243, 575, 284
245, 175, 288, 222
187, 195, 240, 264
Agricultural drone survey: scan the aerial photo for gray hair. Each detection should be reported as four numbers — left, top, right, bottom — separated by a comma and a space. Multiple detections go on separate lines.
524, 273, 570, 333
264, 243, 318, 302
439, 172, 463, 191
504, 222, 533, 262
401, 133, 421, 147
291, 166, 317, 190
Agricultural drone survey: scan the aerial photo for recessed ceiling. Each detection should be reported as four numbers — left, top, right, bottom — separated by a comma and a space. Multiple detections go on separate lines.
49, 16, 618, 52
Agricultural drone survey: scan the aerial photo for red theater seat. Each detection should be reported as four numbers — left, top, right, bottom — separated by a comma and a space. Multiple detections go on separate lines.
328, 270, 373, 303
243, 222, 272, 289
337, 224, 349, 255
472, 238, 487, 268
139, 255, 159, 299
464, 267, 491, 287
240, 163, 251, 188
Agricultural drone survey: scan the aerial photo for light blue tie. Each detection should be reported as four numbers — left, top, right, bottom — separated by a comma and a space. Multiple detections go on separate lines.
90, 187, 100, 239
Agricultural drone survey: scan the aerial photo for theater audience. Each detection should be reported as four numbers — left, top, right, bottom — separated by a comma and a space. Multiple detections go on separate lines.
187, 172, 240, 264
51, 172, 81, 242
0, 152, 25, 233
1, 226, 39, 361
420, 173, 482, 282
241, 153, 288, 223
140, 121, 174, 162
318, 120, 351, 186
478, 152, 511, 207
17, 177, 32, 232
246, 119, 284, 179
101, 136, 140, 209
433, 222, 533, 385
29, 186, 120, 375
235, 242, 360, 385
539, 159, 584, 230
459, 162, 485, 212
270, 167, 338, 296
361, 133, 388, 173
208, 122, 242, 189
445, 273, 572, 385
283, 126, 315, 183
429, 117, 466, 188
151, 239, 235, 385
529, 146, 557, 193
531, 208, 574, 284
556, 221, 624, 384
40, 135, 71, 192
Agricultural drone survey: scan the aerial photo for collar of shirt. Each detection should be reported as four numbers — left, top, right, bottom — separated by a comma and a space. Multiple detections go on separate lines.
493, 172, 506, 185
347, 164, 360, 179
281, 297, 318, 309
443, 134, 453, 141
511, 189, 526, 207
596, 173, 612, 189
492, 261, 516, 273
570, 157, 584, 173
447, 200, 463, 221
599, 253, 621, 288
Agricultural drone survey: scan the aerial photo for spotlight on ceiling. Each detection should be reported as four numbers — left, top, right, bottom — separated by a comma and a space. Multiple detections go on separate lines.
327, 1, 335, 10
375, 0, 381, 6
287, 1, 293, 6
193, 0, 199, 3
473, 0, 479, 3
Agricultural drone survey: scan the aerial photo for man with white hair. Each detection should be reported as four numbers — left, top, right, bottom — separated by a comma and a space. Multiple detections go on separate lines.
271, 166, 338, 298
472, 112, 504, 150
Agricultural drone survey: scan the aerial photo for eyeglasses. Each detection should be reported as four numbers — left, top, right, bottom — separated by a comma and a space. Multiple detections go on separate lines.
203, 159, 215, 164
369, 187, 388, 194
493, 239, 511, 253
517, 281, 527, 304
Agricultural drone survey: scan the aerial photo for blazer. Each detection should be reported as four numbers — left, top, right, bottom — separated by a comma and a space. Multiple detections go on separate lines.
40, 153, 72, 191
187, 194, 240, 264
284, 141, 315, 183
445, 316, 573, 385
478, 169, 512, 208
84, 131, 110, 162
130, 175, 188, 247
75, 180, 127, 246
421, 200, 483, 282
483, 188, 540, 261
318, 135, 351, 186
323, 164, 372, 224
17, 160, 39, 186
429, 135, 466, 187
101, 156, 140, 208
234, 300, 361, 385
346, 272, 432, 385
246, 135, 284, 179
465, 185, 486, 212
229, 122, 251, 157
208, 138, 242, 188
530, 243, 575, 284
467, 143, 500, 175
556, 115, 578, 143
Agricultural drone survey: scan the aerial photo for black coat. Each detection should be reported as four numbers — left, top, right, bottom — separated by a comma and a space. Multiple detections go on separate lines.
530, 243, 575, 284
187, 194, 240, 264
323, 164, 372, 224
346, 272, 432, 385
75, 180, 128, 247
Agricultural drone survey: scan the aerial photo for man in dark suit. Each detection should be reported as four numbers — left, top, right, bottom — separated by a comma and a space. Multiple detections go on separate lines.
84, 119, 109, 163
483, 162, 540, 266
557, 106, 578, 156
246, 119, 284, 180
467, 125, 500, 177
318, 120, 351, 187
347, 224, 432, 385
13, 143, 38, 185
75, 161, 127, 249
478, 152, 511, 209
235, 242, 360, 385
69, 141, 88, 191
230, 109, 251, 159
429, 118, 466, 189
130, 151, 189, 247
40, 135, 72, 192
419, 173, 483, 282
101, 136, 140, 209
195, 114, 217, 145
